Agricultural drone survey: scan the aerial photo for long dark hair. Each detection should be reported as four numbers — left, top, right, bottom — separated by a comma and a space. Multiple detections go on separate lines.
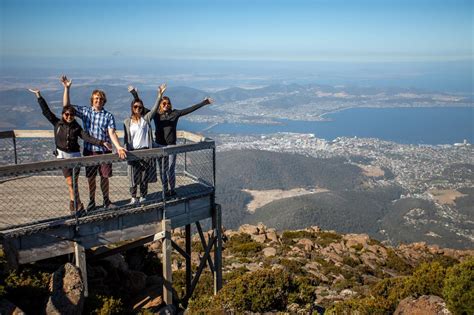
159, 96, 172, 114
131, 99, 144, 122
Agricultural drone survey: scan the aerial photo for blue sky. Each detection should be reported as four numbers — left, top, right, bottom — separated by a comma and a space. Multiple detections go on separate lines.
0, 0, 472, 62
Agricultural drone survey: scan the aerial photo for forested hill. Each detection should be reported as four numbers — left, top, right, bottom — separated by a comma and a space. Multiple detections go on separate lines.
215, 149, 472, 249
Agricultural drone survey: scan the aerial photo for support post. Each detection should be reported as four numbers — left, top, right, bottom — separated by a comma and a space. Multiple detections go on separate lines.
74, 242, 88, 297
162, 219, 172, 305
12, 135, 18, 165
185, 224, 192, 301
213, 204, 223, 294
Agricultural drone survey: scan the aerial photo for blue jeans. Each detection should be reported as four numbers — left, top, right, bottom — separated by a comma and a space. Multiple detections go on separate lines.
158, 154, 176, 193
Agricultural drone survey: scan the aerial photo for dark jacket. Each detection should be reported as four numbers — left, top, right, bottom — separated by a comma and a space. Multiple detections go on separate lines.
131, 90, 208, 145
37, 97, 104, 153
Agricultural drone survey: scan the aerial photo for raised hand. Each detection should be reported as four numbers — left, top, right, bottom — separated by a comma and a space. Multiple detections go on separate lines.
204, 97, 214, 105
128, 85, 136, 93
158, 83, 167, 95
60, 75, 72, 88
28, 88, 41, 98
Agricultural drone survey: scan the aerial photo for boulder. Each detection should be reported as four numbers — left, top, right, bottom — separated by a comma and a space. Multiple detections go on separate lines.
239, 224, 260, 235
148, 240, 161, 252
266, 229, 279, 242
46, 263, 84, 315
297, 238, 314, 249
343, 233, 370, 248
263, 247, 277, 257
394, 295, 452, 315
251, 234, 267, 243
256, 222, 267, 234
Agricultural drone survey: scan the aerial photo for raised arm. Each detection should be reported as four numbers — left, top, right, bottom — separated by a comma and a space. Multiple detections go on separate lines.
108, 128, 127, 159
28, 89, 59, 125
178, 97, 214, 117
144, 83, 167, 121
61, 75, 72, 107
128, 85, 140, 102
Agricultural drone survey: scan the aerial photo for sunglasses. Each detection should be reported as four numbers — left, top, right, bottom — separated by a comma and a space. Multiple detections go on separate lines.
133, 105, 143, 109
63, 113, 74, 117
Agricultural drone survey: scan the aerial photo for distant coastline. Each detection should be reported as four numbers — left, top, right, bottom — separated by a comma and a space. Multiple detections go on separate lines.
197, 106, 474, 145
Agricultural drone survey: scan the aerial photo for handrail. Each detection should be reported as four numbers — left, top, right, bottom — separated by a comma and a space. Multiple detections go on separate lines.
3, 129, 210, 143
0, 140, 214, 177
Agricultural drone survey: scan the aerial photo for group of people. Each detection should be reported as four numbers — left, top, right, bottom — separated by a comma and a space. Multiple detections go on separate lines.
29, 76, 213, 213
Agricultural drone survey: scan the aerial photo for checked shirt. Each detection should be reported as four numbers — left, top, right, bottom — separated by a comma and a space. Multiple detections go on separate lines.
73, 105, 116, 152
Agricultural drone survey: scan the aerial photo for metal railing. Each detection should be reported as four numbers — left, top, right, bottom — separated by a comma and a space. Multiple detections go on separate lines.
0, 131, 215, 235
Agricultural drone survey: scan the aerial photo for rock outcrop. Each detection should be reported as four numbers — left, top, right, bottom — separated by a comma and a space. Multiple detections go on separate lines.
46, 263, 84, 315
394, 295, 452, 315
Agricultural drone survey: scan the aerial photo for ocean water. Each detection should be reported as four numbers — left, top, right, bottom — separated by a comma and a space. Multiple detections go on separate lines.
180, 107, 474, 145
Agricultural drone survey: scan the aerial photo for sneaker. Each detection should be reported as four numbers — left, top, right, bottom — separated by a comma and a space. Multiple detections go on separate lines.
139, 196, 147, 203
129, 197, 138, 205
104, 202, 117, 209
86, 200, 96, 211
103, 197, 116, 209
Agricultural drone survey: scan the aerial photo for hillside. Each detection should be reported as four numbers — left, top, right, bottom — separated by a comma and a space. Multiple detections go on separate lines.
216, 149, 473, 249
2, 223, 472, 314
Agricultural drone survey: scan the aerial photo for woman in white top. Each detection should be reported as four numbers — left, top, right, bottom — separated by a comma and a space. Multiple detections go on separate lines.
124, 84, 166, 204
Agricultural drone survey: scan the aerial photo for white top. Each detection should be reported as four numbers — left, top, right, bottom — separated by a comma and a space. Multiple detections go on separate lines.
130, 117, 149, 149
57, 149, 81, 159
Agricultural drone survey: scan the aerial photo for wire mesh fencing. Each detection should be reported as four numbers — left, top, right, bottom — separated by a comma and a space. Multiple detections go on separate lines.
0, 139, 215, 234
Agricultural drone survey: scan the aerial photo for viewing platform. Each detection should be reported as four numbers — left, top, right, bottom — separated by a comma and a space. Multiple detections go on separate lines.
0, 130, 222, 306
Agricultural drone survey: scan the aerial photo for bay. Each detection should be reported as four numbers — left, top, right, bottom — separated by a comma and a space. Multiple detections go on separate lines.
180, 107, 474, 145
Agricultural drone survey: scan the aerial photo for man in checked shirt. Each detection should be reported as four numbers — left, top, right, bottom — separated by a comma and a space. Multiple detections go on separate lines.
61, 75, 127, 210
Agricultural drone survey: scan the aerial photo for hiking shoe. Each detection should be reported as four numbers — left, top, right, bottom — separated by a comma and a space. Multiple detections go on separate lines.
86, 200, 96, 211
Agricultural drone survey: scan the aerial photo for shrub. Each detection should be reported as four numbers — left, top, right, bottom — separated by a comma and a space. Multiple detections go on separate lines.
215, 269, 294, 312
342, 255, 359, 267
315, 231, 342, 247
288, 276, 318, 305
370, 277, 410, 311
405, 261, 446, 297
280, 258, 306, 275
4, 269, 51, 313
84, 294, 124, 315
384, 249, 412, 274
226, 234, 263, 256
281, 230, 315, 244
350, 244, 363, 251
443, 258, 474, 315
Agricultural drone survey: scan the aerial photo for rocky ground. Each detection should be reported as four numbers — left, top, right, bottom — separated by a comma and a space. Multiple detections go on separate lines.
1, 223, 472, 314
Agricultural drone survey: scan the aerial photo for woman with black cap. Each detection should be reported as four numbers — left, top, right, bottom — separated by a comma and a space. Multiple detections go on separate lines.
28, 88, 112, 213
